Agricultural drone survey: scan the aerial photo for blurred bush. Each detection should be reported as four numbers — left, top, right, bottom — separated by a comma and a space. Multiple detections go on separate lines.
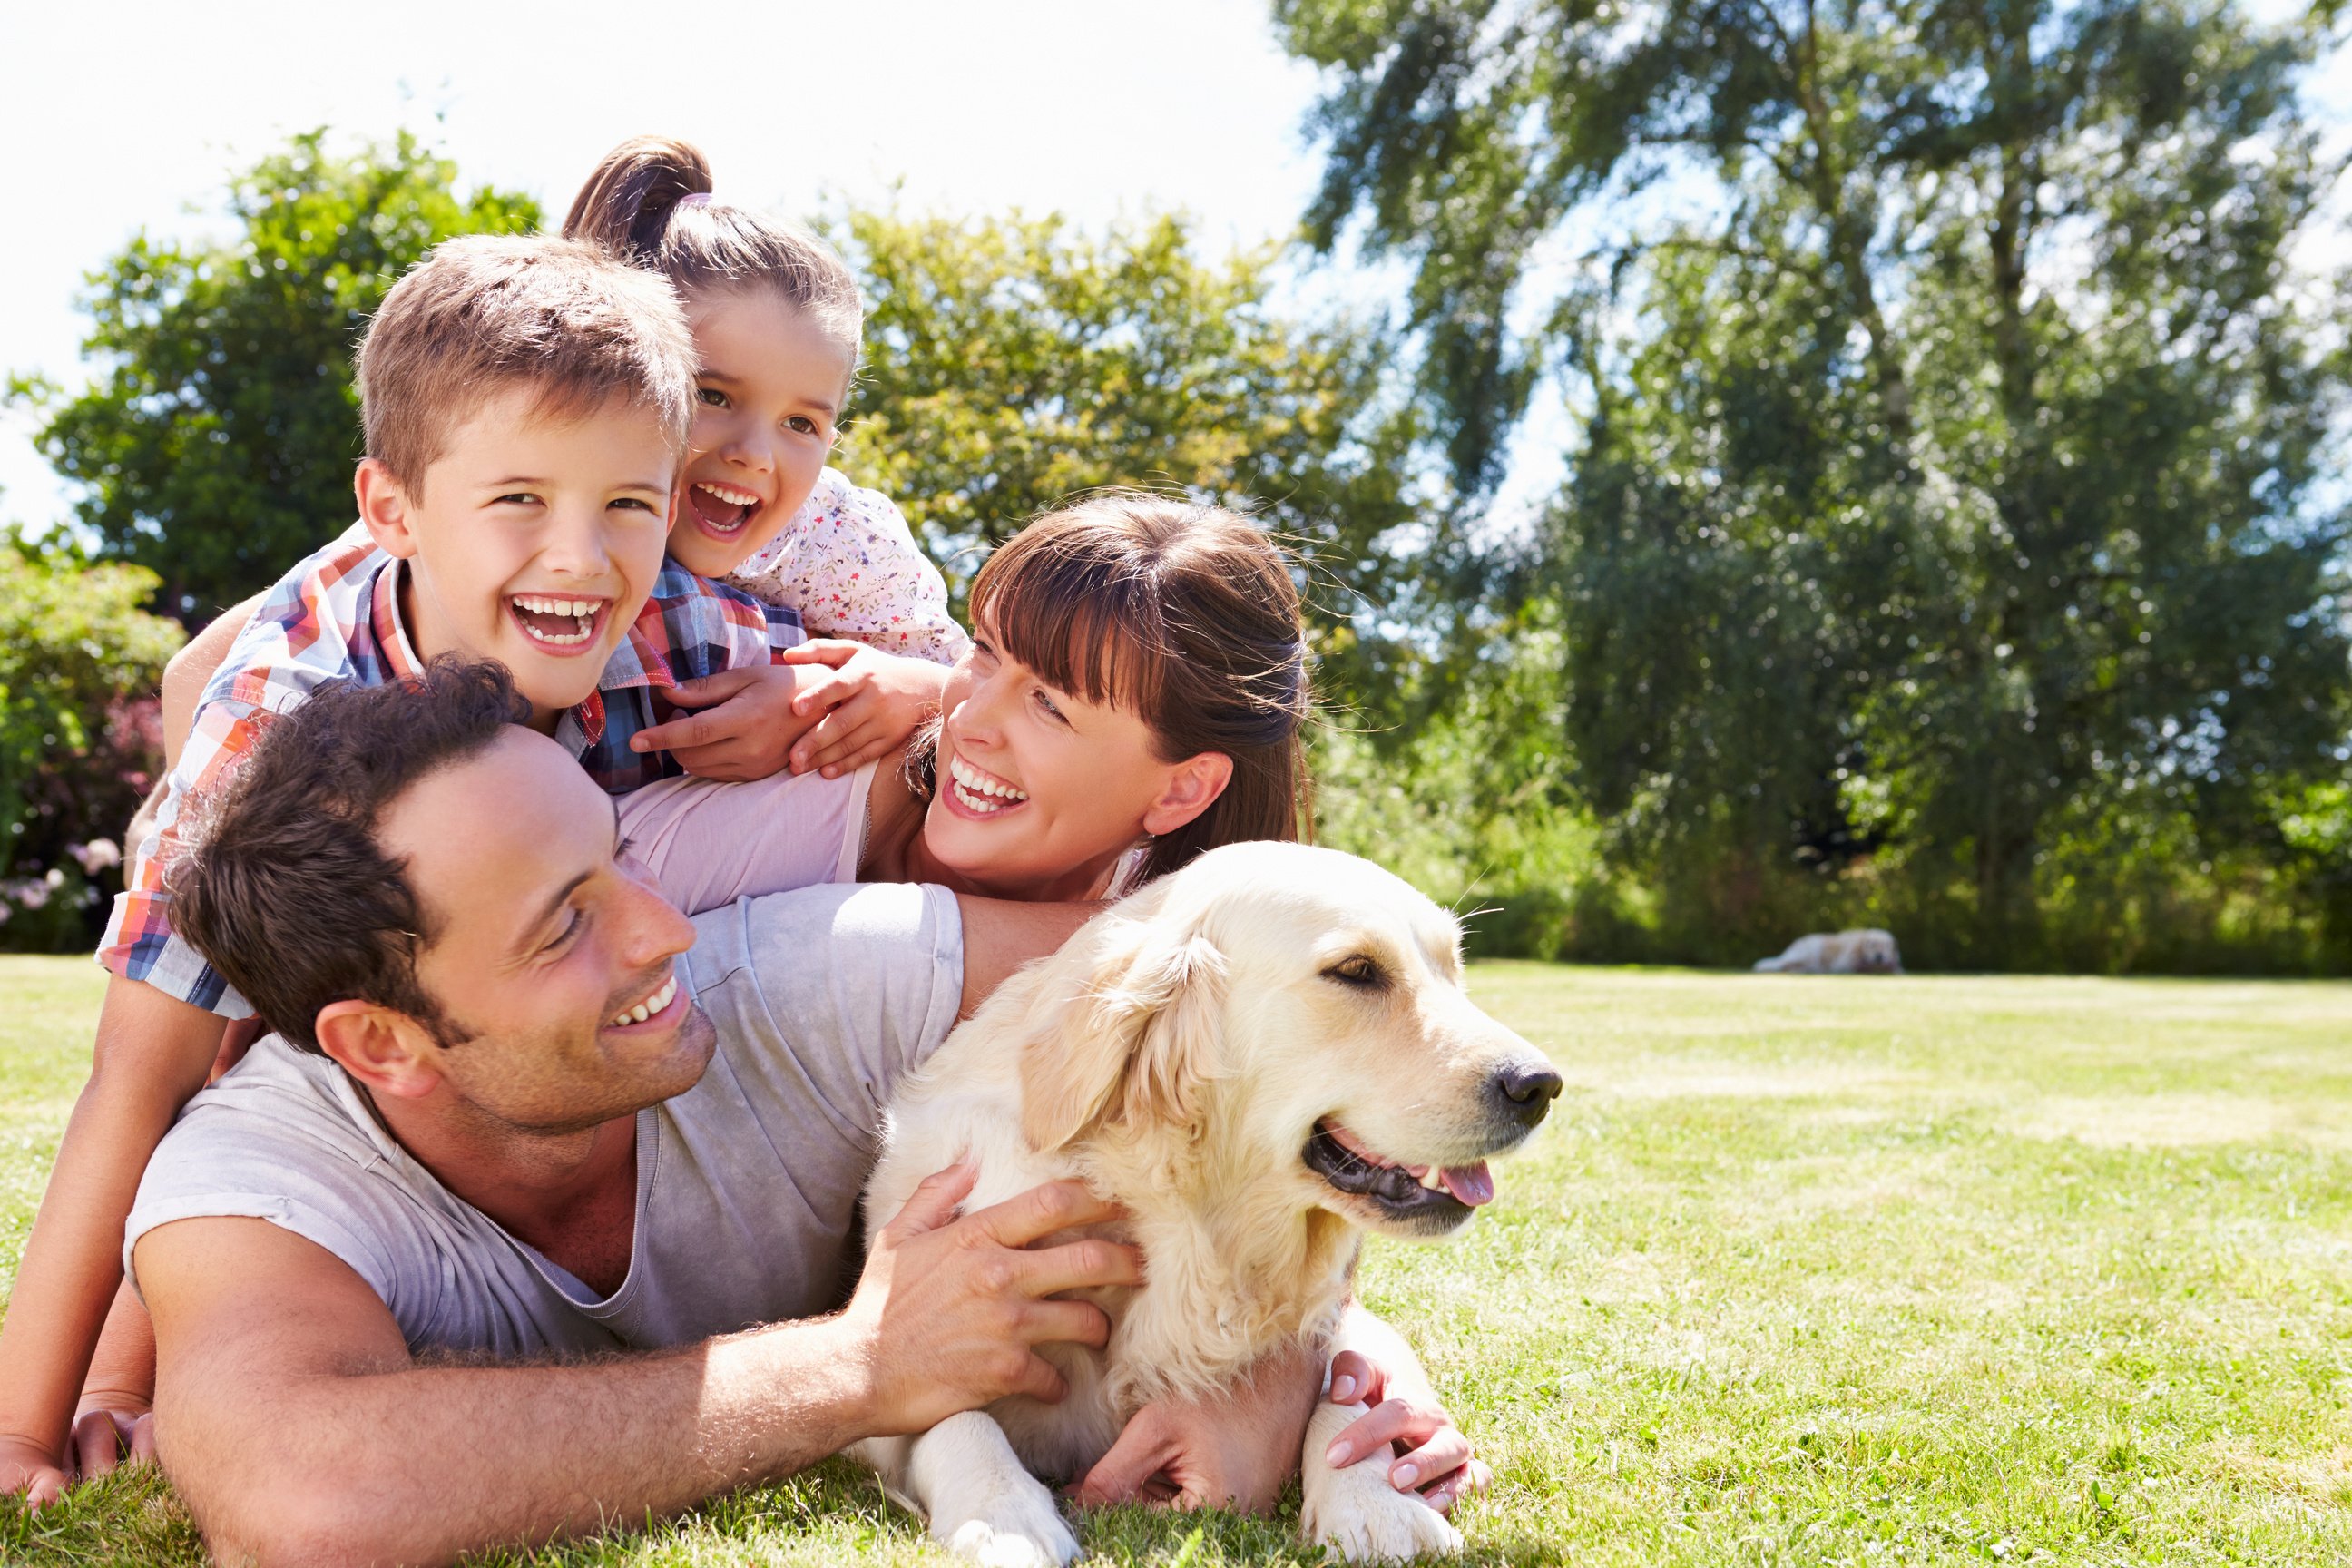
0, 534, 182, 951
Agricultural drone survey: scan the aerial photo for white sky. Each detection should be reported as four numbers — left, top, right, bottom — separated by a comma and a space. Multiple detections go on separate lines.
0, 0, 1336, 534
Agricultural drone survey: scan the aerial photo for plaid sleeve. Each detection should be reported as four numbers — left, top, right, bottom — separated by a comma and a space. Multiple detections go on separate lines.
95, 685, 276, 1015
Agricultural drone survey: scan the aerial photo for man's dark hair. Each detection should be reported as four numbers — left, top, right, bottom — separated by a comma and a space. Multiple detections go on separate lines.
172, 658, 531, 1054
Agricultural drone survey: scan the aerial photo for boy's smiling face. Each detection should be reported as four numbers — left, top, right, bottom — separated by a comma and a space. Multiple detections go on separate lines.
358, 386, 678, 729
670, 288, 853, 579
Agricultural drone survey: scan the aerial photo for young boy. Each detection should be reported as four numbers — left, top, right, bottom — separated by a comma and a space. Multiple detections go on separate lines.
0, 233, 842, 1502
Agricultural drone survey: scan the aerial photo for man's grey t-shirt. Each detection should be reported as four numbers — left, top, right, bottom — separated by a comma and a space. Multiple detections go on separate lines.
123, 882, 963, 1357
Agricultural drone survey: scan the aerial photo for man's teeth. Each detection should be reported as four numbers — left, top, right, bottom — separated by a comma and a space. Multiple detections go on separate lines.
948, 757, 1029, 815
609, 975, 679, 1028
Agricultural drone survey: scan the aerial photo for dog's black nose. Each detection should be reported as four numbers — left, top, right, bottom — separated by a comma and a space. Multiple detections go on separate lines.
1490, 1061, 1563, 1127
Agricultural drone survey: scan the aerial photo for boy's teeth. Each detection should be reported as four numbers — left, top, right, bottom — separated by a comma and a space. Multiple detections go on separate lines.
609, 975, 679, 1027
512, 595, 601, 646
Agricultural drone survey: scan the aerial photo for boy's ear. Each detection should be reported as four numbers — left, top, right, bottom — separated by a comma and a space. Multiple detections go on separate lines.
1140, 752, 1235, 839
355, 458, 421, 560
314, 999, 446, 1101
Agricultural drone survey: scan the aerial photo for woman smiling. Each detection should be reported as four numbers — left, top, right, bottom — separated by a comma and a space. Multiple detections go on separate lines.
864, 494, 1311, 903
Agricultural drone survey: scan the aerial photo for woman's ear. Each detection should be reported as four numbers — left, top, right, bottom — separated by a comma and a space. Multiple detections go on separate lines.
354, 458, 421, 560
1141, 751, 1235, 839
314, 999, 446, 1101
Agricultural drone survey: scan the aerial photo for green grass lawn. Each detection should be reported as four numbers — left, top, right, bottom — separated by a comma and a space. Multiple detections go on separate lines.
4, 954, 2350, 1565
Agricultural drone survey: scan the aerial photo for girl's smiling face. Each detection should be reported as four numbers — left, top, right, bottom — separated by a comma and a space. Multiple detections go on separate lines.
920, 620, 1232, 904
670, 287, 854, 578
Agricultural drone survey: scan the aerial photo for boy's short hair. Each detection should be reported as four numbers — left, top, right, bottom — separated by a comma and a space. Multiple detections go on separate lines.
355, 233, 697, 492
170, 658, 530, 1054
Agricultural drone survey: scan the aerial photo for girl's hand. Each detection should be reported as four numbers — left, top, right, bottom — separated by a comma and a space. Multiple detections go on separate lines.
0, 1433, 70, 1508
629, 664, 816, 782
779, 641, 952, 779
1323, 1348, 1491, 1514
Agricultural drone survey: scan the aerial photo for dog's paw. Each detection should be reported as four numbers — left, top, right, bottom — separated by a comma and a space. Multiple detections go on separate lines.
1301, 1463, 1465, 1563
936, 1485, 1082, 1568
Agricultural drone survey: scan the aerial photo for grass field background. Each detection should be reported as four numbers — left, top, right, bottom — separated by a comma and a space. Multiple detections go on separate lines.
4, 953, 2349, 1564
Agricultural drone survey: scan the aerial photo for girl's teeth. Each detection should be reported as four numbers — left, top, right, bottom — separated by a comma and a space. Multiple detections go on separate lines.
695, 481, 760, 506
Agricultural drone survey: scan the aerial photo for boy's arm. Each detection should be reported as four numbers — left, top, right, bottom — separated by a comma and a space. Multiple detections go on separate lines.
0, 978, 227, 1502
160, 592, 265, 770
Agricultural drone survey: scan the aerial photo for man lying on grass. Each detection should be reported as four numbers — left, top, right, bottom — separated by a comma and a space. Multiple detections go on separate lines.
125, 659, 1465, 1564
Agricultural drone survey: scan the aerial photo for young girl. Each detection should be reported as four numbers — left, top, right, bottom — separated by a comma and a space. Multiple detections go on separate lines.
563, 137, 968, 784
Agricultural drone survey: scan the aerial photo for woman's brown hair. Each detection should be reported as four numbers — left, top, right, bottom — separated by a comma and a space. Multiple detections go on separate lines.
562, 136, 863, 358
965, 495, 1312, 883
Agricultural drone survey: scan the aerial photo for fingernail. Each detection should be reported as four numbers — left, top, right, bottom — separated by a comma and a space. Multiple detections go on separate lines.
1326, 1440, 1352, 1467
1393, 1464, 1418, 1488
1330, 1374, 1357, 1403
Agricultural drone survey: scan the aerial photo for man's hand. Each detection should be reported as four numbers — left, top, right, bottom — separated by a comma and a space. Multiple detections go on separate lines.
836, 1164, 1142, 1437
1321, 1348, 1490, 1514
779, 641, 951, 779
629, 664, 814, 781
1072, 1338, 1321, 1514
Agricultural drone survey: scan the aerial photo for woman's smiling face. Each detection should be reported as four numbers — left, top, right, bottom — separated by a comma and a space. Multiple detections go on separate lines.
920, 621, 1230, 903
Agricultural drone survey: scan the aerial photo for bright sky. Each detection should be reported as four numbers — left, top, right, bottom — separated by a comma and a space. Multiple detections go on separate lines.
0, 0, 1336, 534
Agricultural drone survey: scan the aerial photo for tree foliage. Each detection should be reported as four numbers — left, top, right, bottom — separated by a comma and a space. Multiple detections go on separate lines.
1281, 0, 2352, 968
837, 208, 1446, 714
14, 131, 539, 622
0, 527, 181, 950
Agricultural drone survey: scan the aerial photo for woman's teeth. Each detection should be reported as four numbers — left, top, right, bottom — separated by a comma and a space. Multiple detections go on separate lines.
609, 974, 679, 1027
948, 756, 1029, 816
511, 595, 600, 647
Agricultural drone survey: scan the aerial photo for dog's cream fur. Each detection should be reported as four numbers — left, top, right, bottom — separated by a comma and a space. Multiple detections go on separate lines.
851, 842, 1554, 1565
1753, 927, 1903, 975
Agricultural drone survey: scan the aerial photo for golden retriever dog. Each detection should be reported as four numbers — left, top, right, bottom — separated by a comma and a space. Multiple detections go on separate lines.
1752, 927, 1903, 975
852, 841, 1562, 1565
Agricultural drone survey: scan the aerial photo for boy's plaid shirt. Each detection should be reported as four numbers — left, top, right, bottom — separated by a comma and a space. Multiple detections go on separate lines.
99, 530, 802, 1015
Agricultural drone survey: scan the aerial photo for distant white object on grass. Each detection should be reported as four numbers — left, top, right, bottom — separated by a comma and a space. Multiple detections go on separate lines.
1754, 929, 1903, 975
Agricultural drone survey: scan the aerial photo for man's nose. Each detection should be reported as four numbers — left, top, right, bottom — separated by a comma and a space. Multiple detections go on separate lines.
1486, 1058, 1563, 1129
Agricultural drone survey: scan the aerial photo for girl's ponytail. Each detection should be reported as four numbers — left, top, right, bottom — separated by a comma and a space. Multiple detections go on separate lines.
561, 136, 863, 359
563, 136, 716, 265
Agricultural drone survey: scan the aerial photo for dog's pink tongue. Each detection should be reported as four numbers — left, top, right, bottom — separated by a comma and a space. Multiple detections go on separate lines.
1441, 1162, 1494, 1207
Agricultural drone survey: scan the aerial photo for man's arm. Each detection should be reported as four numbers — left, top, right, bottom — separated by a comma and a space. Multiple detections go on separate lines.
141, 1167, 1141, 1566
954, 895, 1101, 1019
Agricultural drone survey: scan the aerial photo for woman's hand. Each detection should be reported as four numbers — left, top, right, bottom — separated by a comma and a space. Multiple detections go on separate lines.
779, 641, 951, 779
1322, 1348, 1491, 1514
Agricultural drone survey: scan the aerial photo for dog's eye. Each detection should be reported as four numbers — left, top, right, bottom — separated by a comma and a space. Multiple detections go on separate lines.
1321, 955, 1387, 991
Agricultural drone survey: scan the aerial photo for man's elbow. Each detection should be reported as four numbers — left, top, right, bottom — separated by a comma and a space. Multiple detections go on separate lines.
186, 1471, 408, 1568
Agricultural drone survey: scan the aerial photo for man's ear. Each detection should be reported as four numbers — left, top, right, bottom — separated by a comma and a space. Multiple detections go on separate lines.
314, 999, 446, 1101
354, 458, 421, 560
1140, 751, 1235, 840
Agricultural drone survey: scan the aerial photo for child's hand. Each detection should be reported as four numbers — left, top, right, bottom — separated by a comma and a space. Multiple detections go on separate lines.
779, 641, 953, 779
629, 663, 816, 782
0, 1433, 70, 1508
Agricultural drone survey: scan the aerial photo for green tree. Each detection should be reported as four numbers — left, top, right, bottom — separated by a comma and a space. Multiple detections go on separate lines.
14, 131, 539, 622
1280, 0, 2352, 967
0, 525, 182, 950
836, 208, 1447, 720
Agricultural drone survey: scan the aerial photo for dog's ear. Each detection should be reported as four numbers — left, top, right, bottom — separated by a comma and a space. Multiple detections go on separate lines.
1021, 916, 1228, 1153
